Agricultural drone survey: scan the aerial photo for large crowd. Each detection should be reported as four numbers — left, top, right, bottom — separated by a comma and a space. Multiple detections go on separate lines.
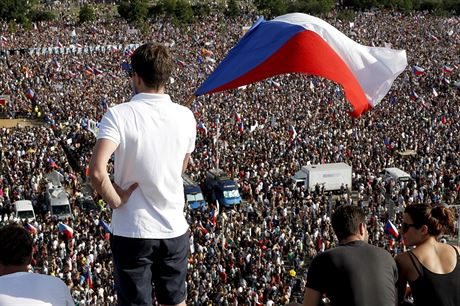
0, 4, 459, 305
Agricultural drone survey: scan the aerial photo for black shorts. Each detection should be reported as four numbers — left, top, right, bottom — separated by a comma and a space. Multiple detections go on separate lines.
111, 231, 189, 306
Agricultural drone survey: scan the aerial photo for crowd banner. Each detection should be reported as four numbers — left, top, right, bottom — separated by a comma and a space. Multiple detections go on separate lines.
1, 43, 140, 57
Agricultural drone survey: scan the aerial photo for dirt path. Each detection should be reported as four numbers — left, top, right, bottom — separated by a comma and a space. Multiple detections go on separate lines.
0, 118, 44, 128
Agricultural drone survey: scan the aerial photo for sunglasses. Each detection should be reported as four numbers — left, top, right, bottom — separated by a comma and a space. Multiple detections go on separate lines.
401, 222, 420, 233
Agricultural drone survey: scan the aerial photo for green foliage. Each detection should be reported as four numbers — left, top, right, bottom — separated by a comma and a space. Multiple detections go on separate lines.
254, 0, 288, 17
174, 0, 194, 23
337, 9, 357, 21
153, 0, 195, 24
118, 0, 148, 23
289, 0, 335, 15
226, 0, 240, 17
0, 0, 30, 23
79, 4, 96, 23
342, 0, 378, 9
28, 9, 57, 22
191, 3, 211, 17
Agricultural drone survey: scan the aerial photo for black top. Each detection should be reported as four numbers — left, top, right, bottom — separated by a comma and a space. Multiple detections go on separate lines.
408, 246, 460, 306
306, 240, 398, 306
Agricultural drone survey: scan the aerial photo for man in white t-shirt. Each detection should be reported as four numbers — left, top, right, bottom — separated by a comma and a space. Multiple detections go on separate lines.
90, 43, 196, 306
0, 224, 74, 306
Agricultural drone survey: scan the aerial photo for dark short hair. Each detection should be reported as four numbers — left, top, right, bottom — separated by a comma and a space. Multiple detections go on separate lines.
331, 205, 366, 241
0, 224, 33, 266
131, 43, 173, 91
405, 204, 455, 236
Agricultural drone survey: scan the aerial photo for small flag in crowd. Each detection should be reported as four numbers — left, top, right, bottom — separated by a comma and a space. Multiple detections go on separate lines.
24, 223, 37, 234
124, 48, 135, 57
195, 13, 407, 117
238, 122, 244, 134
384, 220, 399, 238
177, 59, 187, 67
58, 223, 74, 239
84, 66, 94, 75
442, 65, 453, 73
412, 65, 425, 76
55, 40, 63, 48
288, 125, 297, 140
93, 68, 104, 75
53, 58, 60, 69
197, 121, 208, 134
99, 219, 111, 233
0, 35, 7, 46
25, 89, 35, 100
0, 97, 6, 106
432, 88, 438, 97
235, 112, 241, 123
409, 91, 419, 101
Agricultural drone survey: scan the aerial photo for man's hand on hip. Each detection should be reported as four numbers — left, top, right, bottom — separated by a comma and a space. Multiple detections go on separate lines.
112, 182, 139, 209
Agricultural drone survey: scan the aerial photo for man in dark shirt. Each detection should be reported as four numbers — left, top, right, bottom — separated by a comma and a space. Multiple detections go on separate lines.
303, 205, 397, 306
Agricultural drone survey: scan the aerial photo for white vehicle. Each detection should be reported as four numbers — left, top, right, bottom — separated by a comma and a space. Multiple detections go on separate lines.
292, 163, 352, 192
46, 183, 73, 220
14, 200, 36, 221
383, 168, 411, 183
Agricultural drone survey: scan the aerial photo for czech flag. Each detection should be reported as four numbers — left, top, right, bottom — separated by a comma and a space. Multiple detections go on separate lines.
384, 220, 399, 238
93, 68, 104, 75
197, 121, 208, 134
443, 65, 453, 73
58, 223, 74, 239
24, 223, 37, 235
412, 65, 425, 76
195, 13, 407, 117
288, 125, 297, 139
99, 219, 111, 233
25, 89, 35, 100
409, 91, 419, 101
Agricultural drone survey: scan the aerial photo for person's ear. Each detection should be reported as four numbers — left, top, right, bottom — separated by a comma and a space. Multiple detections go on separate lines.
359, 223, 366, 236
420, 224, 429, 235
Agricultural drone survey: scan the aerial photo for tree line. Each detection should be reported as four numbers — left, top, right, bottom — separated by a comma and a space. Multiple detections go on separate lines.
0, 0, 459, 26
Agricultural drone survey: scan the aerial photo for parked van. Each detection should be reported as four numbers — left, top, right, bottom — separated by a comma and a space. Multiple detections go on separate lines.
14, 200, 35, 221
182, 174, 206, 210
383, 168, 411, 183
204, 169, 241, 208
46, 183, 73, 220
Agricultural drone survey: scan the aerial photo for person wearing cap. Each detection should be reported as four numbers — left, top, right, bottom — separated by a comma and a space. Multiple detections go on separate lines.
0, 224, 74, 306
90, 42, 196, 306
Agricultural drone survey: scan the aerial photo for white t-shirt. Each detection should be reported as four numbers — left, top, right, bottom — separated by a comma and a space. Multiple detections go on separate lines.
98, 93, 196, 239
0, 272, 74, 306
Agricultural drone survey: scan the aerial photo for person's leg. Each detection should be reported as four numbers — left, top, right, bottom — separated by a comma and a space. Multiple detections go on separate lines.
152, 231, 189, 306
111, 235, 155, 306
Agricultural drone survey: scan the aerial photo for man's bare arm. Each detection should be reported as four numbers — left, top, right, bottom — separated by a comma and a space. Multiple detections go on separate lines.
89, 139, 137, 209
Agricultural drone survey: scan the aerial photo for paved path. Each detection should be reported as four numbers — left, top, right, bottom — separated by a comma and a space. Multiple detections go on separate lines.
0, 118, 44, 128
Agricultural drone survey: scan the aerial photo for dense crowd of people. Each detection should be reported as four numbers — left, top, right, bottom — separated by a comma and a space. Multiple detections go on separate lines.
0, 5, 459, 305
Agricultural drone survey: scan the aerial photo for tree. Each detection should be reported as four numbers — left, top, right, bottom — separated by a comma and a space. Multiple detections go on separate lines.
79, 4, 96, 23
29, 9, 57, 22
191, 3, 211, 17
254, 0, 288, 17
226, 0, 240, 18
289, 0, 335, 15
118, 0, 148, 23
174, 0, 194, 23
0, 0, 30, 23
